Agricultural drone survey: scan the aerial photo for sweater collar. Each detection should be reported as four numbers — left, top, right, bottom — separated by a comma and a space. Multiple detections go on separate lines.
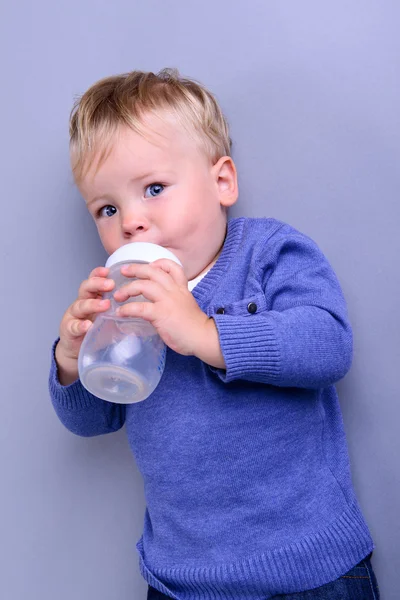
191, 217, 245, 305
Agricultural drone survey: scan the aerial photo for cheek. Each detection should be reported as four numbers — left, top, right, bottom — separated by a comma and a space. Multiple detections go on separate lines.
97, 221, 118, 251
176, 202, 203, 230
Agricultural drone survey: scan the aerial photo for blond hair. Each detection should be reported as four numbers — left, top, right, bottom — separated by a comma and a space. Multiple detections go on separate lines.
69, 68, 232, 182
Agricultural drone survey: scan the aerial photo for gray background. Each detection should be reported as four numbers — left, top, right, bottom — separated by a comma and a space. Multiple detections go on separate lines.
1, 1, 398, 598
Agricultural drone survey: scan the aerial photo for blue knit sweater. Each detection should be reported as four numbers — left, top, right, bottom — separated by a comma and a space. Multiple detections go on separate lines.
49, 218, 373, 599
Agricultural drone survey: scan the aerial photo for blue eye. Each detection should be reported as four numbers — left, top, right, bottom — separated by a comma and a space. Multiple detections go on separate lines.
99, 205, 117, 218
144, 183, 165, 198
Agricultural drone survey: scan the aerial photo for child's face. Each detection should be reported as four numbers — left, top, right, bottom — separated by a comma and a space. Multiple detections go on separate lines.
78, 114, 238, 280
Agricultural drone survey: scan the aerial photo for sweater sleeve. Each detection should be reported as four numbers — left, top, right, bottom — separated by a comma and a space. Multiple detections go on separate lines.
48, 340, 126, 437
211, 228, 353, 389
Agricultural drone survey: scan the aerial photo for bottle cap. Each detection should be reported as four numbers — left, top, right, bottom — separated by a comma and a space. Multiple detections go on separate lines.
105, 242, 182, 269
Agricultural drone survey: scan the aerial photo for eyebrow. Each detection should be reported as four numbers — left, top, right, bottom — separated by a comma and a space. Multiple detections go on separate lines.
87, 196, 110, 207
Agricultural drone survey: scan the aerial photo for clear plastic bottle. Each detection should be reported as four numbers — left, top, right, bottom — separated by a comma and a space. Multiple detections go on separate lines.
78, 243, 182, 404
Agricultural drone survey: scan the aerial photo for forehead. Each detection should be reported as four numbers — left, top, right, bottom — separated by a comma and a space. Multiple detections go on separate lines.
78, 112, 207, 196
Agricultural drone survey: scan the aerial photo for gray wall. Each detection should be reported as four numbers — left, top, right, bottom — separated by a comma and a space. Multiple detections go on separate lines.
1, 1, 398, 598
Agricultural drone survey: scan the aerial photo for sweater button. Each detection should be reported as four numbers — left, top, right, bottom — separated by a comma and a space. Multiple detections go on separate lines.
247, 302, 257, 314
216, 307, 225, 315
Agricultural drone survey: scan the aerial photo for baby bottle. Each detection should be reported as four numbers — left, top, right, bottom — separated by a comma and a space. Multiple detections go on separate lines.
78, 243, 182, 404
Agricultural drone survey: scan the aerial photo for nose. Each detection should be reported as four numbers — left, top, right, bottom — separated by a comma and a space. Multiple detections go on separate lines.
121, 210, 150, 240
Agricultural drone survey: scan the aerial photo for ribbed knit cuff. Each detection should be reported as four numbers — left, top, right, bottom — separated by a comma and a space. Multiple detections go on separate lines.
49, 339, 100, 410
211, 315, 281, 383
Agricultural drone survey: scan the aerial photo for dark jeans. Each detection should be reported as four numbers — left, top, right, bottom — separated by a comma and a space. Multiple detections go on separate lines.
147, 553, 380, 600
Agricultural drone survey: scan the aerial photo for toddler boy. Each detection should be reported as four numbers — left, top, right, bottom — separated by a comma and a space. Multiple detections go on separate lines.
50, 69, 379, 599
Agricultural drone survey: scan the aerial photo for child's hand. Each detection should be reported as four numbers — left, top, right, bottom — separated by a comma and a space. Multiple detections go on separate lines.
55, 267, 115, 384
114, 259, 225, 367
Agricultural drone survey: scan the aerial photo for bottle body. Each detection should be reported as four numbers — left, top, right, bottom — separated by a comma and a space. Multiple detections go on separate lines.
78, 261, 166, 404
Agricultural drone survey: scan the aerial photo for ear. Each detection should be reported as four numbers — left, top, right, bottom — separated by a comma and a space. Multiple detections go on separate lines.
211, 156, 238, 208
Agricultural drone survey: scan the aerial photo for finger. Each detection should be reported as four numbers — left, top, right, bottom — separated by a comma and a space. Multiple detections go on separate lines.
116, 301, 154, 321
78, 276, 115, 299
89, 266, 110, 279
70, 297, 110, 319
114, 279, 164, 303
120, 262, 174, 291
149, 259, 188, 287
120, 260, 184, 289
67, 318, 93, 338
